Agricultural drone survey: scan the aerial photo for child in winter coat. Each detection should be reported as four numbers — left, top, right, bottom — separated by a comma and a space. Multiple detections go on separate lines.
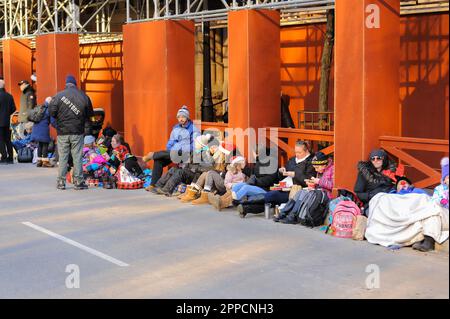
208, 156, 247, 211
104, 134, 144, 179
30, 97, 56, 167
305, 152, 334, 199
82, 135, 110, 180
432, 157, 449, 209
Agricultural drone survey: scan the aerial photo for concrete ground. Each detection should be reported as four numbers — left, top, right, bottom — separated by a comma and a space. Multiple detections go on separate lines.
0, 164, 448, 299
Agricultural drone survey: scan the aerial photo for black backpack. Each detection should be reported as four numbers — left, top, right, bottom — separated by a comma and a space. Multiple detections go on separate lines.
296, 190, 330, 227
28, 105, 45, 123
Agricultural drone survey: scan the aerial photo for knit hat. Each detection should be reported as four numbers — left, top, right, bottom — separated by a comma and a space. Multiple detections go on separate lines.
84, 135, 96, 145
369, 149, 387, 159
395, 176, 412, 189
311, 152, 329, 165
231, 156, 245, 166
65, 74, 77, 86
441, 157, 449, 182
208, 138, 220, 148
102, 126, 117, 138
218, 141, 235, 156
177, 105, 190, 119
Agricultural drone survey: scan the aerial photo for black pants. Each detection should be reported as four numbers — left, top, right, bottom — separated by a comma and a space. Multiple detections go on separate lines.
150, 151, 173, 186
124, 157, 143, 178
157, 167, 200, 193
38, 142, 49, 158
0, 126, 13, 162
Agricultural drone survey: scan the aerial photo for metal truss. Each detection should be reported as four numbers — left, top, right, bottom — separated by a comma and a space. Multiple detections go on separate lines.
1, 0, 122, 38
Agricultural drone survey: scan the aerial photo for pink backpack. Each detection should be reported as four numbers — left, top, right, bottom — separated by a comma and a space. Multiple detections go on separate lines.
329, 201, 362, 238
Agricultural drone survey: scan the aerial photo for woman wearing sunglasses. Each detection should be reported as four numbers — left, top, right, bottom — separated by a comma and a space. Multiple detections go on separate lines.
354, 149, 403, 215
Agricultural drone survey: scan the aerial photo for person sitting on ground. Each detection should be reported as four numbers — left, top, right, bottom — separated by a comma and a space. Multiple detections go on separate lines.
152, 134, 220, 197
208, 156, 247, 211
365, 157, 449, 253
11, 122, 35, 151
96, 126, 117, 155
231, 144, 280, 218
143, 105, 200, 191
432, 157, 449, 210
264, 140, 315, 207
304, 152, 334, 199
30, 97, 57, 168
81, 135, 110, 181
104, 134, 144, 179
354, 149, 404, 216
390, 176, 428, 195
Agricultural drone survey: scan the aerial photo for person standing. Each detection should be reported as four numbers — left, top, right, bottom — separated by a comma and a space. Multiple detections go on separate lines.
0, 79, 16, 164
31, 97, 56, 168
18, 79, 36, 138
49, 75, 94, 190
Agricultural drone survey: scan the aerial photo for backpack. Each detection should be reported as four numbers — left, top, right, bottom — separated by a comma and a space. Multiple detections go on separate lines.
28, 105, 45, 123
328, 201, 362, 238
297, 189, 330, 227
17, 146, 33, 163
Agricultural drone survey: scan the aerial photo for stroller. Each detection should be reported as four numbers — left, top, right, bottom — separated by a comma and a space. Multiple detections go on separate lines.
89, 108, 105, 139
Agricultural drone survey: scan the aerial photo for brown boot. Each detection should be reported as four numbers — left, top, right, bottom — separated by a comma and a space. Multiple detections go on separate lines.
180, 187, 200, 203
191, 191, 210, 205
219, 191, 233, 210
41, 158, 54, 168
145, 185, 155, 192
36, 158, 43, 167
208, 192, 221, 210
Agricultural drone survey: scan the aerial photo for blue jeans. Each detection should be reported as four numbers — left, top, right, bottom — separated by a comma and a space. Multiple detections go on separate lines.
232, 182, 267, 200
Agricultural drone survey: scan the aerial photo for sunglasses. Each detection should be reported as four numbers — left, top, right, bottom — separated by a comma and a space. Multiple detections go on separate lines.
371, 156, 384, 161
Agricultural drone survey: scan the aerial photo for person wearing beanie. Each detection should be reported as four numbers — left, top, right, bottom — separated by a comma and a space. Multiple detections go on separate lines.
354, 148, 402, 215
17, 79, 36, 138
432, 157, 449, 210
208, 155, 247, 211
49, 74, 94, 190
143, 104, 200, 191
30, 96, 57, 168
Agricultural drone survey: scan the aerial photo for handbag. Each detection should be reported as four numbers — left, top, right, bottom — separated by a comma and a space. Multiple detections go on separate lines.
17, 147, 33, 163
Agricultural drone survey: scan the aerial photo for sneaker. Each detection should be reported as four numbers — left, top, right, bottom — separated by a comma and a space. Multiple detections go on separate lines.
74, 182, 89, 190
57, 180, 66, 190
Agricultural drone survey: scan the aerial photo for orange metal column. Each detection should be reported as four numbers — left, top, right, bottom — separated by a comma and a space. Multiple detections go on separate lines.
334, 0, 400, 190
123, 20, 195, 156
228, 9, 281, 147
35, 33, 80, 105
2, 39, 32, 104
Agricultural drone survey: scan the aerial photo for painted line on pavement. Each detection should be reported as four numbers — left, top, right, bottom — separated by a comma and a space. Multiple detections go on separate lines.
22, 222, 129, 267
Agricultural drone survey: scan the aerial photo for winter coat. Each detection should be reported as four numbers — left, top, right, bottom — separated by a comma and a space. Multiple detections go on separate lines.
224, 168, 247, 189
0, 88, 16, 127
166, 120, 200, 153
245, 152, 280, 191
354, 161, 395, 205
18, 85, 36, 123
49, 84, 94, 136
30, 104, 56, 143
432, 184, 449, 209
316, 160, 334, 199
283, 154, 316, 187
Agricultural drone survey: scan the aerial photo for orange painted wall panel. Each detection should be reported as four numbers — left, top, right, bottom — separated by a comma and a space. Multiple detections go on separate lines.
228, 10, 281, 131
334, 0, 400, 190
80, 41, 124, 133
2, 39, 32, 104
35, 33, 80, 105
123, 20, 195, 156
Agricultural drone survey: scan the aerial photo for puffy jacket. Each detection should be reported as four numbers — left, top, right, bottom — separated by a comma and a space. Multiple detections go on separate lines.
0, 88, 16, 127
354, 161, 395, 205
30, 104, 56, 143
49, 84, 94, 136
19, 85, 36, 123
166, 120, 200, 153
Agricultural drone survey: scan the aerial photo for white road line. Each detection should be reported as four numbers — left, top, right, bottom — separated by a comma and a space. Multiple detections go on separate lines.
22, 222, 129, 267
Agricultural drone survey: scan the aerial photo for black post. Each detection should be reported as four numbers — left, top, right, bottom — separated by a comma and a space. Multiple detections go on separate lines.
201, 0, 214, 122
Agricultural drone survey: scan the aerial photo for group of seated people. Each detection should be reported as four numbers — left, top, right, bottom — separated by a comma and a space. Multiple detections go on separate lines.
81, 105, 448, 253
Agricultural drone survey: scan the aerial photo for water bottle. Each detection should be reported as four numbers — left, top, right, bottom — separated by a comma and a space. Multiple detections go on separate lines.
264, 204, 273, 219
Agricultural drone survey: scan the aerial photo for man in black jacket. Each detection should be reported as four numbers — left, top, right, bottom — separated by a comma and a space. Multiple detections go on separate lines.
0, 79, 16, 164
49, 75, 94, 190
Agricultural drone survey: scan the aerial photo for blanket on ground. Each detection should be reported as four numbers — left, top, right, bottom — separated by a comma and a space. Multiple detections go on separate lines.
365, 192, 449, 247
